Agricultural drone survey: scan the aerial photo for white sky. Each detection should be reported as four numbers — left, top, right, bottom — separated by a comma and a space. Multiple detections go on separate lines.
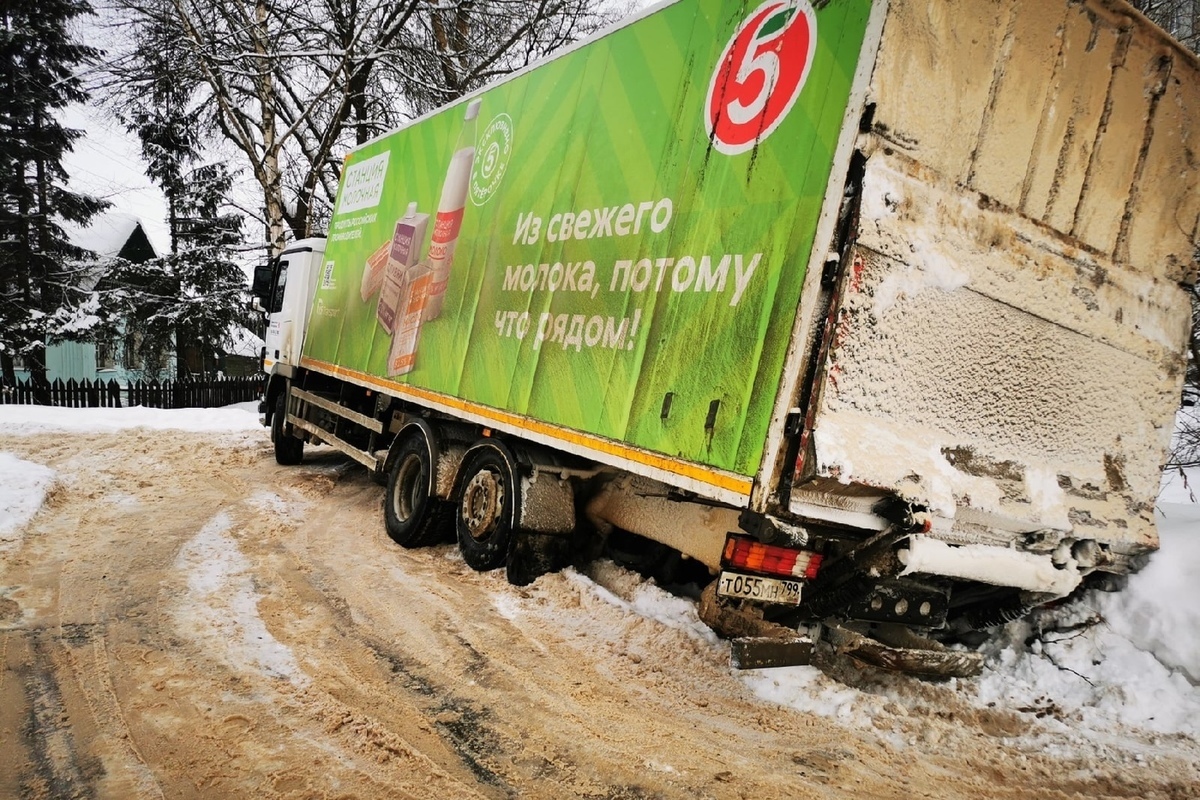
61, 101, 171, 256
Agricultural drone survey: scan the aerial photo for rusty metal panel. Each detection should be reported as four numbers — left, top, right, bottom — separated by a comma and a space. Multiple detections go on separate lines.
868, 0, 1008, 183
966, 1, 1068, 208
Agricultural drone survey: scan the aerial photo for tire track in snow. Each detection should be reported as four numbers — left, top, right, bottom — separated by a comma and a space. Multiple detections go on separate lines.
173, 510, 307, 685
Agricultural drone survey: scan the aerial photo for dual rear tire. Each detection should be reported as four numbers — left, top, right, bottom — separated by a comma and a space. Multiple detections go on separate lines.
454, 443, 516, 572
384, 430, 563, 586
382, 432, 516, 573
384, 429, 455, 548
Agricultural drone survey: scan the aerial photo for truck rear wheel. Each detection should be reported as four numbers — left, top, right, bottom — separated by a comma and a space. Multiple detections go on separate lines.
455, 442, 516, 572
272, 390, 304, 465
384, 431, 454, 548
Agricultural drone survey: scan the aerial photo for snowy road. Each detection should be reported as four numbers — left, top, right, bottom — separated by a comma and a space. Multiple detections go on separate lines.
1, 407, 1198, 798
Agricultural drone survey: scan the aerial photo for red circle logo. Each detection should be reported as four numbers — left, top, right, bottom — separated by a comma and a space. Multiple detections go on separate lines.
706, 1, 817, 156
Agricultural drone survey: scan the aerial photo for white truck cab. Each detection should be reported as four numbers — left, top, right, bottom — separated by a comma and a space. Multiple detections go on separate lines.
254, 239, 326, 375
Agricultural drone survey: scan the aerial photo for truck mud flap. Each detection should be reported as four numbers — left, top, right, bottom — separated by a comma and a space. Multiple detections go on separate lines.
824, 624, 983, 680
505, 530, 572, 587
730, 636, 814, 670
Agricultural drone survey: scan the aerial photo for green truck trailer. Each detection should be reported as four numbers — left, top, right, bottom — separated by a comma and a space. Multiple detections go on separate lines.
253, 0, 1200, 677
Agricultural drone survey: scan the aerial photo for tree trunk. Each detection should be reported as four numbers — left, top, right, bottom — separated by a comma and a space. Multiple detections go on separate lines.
1, 352, 15, 390
29, 110, 53, 401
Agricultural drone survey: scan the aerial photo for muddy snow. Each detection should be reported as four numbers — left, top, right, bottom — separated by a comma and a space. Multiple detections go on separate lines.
1, 405, 1198, 799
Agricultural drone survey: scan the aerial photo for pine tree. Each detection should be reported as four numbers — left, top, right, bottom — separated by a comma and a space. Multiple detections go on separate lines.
102, 162, 250, 379
97, 0, 250, 379
0, 0, 106, 395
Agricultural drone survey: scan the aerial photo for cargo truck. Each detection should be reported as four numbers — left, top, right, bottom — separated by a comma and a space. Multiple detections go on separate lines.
252, 0, 1199, 678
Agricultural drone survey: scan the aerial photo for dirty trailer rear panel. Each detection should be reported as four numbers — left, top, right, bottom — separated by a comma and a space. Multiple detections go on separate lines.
788, 0, 1197, 579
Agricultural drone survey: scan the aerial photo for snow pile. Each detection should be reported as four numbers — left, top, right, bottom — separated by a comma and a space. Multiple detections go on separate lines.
0, 453, 55, 550
971, 457, 1200, 737
0, 402, 261, 434
1096, 523, 1200, 683
557, 486, 1199, 743
974, 576, 1198, 738
740, 666, 866, 721
551, 563, 877, 721
564, 564, 720, 646
174, 511, 307, 685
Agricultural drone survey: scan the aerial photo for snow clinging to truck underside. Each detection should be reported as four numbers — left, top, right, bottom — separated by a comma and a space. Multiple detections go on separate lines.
899, 535, 1081, 596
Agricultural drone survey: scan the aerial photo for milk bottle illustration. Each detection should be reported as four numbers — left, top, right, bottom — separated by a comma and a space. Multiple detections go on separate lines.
377, 202, 428, 332
423, 98, 480, 321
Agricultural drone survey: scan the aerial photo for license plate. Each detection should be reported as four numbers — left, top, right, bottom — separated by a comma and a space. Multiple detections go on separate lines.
716, 571, 802, 606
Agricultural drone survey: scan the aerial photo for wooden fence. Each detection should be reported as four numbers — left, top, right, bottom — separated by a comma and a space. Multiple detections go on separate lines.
0, 375, 264, 409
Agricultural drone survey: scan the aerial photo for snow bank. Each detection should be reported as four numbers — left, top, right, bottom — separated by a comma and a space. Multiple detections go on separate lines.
971, 460, 1200, 738
1097, 514, 1200, 683
0, 452, 55, 550
556, 477, 1199, 744
562, 563, 720, 646
0, 402, 261, 434
740, 666, 866, 721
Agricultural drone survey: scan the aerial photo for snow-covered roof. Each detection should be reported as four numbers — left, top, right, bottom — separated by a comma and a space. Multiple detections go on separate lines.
62, 211, 157, 260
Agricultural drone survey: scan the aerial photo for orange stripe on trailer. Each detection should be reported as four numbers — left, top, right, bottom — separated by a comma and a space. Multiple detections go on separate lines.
299, 357, 754, 496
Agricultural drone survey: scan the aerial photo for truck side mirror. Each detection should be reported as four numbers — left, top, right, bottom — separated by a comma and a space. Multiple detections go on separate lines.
251, 262, 274, 299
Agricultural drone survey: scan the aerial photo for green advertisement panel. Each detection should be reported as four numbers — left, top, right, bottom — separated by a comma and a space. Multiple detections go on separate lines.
305, 0, 870, 479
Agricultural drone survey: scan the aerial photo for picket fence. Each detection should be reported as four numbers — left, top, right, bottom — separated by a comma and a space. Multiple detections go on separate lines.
0, 375, 264, 409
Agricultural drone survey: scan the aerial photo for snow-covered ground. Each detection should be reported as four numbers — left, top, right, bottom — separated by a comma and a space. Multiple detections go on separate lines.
2, 401, 1197, 750
174, 509, 309, 685
0, 452, 55, 552
0, 402, 261, 435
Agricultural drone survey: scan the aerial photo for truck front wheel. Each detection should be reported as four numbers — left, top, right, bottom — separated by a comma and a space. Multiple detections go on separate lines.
272, 390, 304, 465
385, 431, 454, 548
456, 443, 517, 571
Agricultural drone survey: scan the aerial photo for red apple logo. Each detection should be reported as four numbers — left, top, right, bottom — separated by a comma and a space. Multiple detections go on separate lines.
706, 1, 817, 155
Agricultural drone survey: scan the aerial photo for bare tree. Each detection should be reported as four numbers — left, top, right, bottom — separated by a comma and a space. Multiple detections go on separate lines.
1129, 0, 1200, 51
102, 0, 615, 257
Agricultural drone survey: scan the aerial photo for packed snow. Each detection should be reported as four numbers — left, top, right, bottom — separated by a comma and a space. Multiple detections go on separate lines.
2, 401, 1198, 747
174, 510, 307, 685
0, 452, 56, 552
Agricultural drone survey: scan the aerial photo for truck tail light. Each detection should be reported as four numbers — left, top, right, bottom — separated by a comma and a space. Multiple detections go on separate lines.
722, 535, 822, 581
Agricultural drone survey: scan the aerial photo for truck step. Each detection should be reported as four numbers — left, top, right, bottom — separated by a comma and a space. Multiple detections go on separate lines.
730, 636, 814, 670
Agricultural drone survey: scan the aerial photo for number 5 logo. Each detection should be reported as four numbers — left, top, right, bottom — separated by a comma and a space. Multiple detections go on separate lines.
706, 0, 817, 155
